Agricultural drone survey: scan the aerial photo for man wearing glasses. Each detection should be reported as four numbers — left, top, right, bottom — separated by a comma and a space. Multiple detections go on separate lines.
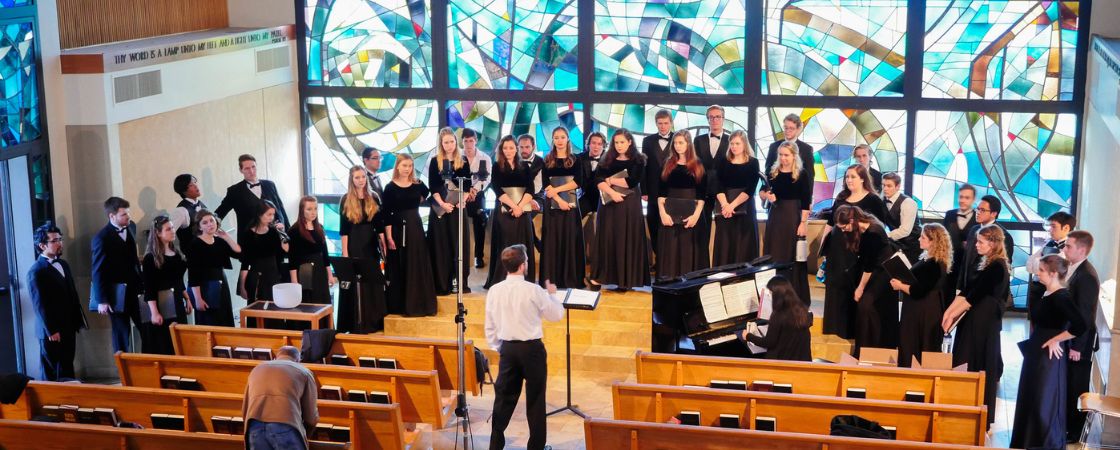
362, 146, 386, 203
28, 222, 87, 380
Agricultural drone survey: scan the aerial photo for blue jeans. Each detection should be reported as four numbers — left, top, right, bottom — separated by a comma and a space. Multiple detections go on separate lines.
248, 420, 306, 450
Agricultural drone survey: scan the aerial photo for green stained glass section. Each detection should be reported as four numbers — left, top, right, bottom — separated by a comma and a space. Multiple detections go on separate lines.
594, 0, 746, 93
923, 1, 1079, 100
0, 0, 34, 6
1, 21, 39, 147
764, 0, 907, 97
912, 111, 1075, 222
449, 0, 578, 90
446, 101, 583, 157
305, 0, 432, 87
756, 108, 907, 212
590, 103, 749, 140
305, 97, 440, 195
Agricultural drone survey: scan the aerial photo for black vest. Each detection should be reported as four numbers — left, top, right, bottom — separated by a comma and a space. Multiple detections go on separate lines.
886, 194, 921, 250
177, 199, 206, 246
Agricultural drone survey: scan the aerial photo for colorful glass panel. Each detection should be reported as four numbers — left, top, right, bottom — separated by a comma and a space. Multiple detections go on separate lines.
446, 101, 584, 158
305, 0, 432, 87
0, 21, 39, 147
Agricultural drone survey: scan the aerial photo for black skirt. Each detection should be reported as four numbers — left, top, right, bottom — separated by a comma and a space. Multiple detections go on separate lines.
897, 280, 944, 368
485, 211, 536, 288
712, 199, 759, 266
339, 222, 386, 333
428, 208, 471, 295
388, 209, 437, 317
764, 199, 811, 305
1010, 329, 1069, 449
538, 205, 586, 288
188, 274, 234, 327
952, 293, 1004, 424
853, 269, 893, 354
244, 257, 281, 301
592, 192, 650, 289
656, 190, 707, 280
822, 227, 858, 338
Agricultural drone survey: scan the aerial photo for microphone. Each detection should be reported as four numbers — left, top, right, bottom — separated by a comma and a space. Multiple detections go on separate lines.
272, 220, 290, 244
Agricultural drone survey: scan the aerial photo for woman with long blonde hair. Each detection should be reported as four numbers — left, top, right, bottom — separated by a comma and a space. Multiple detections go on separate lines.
759, 141, 812, 303
382, 154, 437, 316
428, 127, 473, 294
890, 223, 953, 367
336, 165, 386, 332
712, 130, 760, 265
540, 126, 586, 288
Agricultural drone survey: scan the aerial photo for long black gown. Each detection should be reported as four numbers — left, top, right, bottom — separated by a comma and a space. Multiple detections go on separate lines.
383, 181, 438, 317
185, 237, 237, 327
142, 253, 188, 355
239, 227, 285, 302
712, 157, 760, 266
539, 157, 586, 288
850, 225, 895, 354
287, 227, 331, 305
338, 194, 387, 333
952, 258, 1009, 425
1011, 288, 1087, 449
485, 164, 537, 288
591, 157, 650, 289
897, 259, 945, 368
823, 193, 889, 339
656, 165, 708, 280
762, 169, 812, 305
427, 156, 472, 295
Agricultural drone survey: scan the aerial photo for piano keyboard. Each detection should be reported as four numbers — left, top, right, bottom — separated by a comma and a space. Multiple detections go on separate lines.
705, 333, 737, 345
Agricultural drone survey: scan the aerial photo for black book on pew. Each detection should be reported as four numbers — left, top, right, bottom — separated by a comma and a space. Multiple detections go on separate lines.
346, 390, 368, 403
320, 385, 343, 401
883, 425, 897, 439
719, 414, 740, 429
329, 425, 350, 443
904, 391, 926, 402
727, 380, 747, 391
95, 408, 120, 426
150, 413, 186, 430
330, 354, 352, 366
230, 417, 245, 435
41, 405, 62, 421
754, 416, 776, 432
708, 379, 728, 389
211, 345, 233, 358
358, 357, 378, 368
311, 423, 333, 441
368, 391, 391, 404
211, 416, 232, 434
77, 407, 99, 424
678, 410, 700, 426
178, 377, 201, 391
233, 347, 255, 360
252, 348, 273, 361
377, 358, 398, 369
59, 405, 79, 423
773, 383, 793, 394
749, 380, 773, 392
159, 375, 181, 389
846, 387, 867, 399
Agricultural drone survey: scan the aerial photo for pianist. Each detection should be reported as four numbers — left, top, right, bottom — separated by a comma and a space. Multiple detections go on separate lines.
740, 276, 812, 361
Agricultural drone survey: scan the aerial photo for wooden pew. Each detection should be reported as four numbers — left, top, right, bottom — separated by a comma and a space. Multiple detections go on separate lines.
115, 352, 452, 427
169, 323, 479, 396
585, 418, 989, 450
634, 351, 984, 407
0, 381, 412, 449
612, 383, 987, 446
0, 420, 349, 450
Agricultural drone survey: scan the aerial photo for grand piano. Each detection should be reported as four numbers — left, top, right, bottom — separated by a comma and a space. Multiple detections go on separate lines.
651, 259, 792, 357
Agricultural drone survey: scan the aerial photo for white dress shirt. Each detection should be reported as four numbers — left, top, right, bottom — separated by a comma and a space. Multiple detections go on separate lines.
657, 133, 670, 151
956, 208, 974, 230
247, 180, 263, 198
484, 274, 565, 352
170, 198, 200, 231
1065, 258, 1084, 284
466, 149, 493, 193
884, 192, 918, 240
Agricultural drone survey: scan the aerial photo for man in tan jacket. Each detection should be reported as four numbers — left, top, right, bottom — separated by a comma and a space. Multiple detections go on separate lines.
242, 345, 318, 449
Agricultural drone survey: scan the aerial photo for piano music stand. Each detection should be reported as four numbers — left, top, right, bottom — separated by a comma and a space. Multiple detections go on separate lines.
329, 256, 378, 331
547, 297, 596, 419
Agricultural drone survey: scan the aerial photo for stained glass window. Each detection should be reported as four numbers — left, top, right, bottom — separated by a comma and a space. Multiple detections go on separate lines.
911, 111, 1074, 223
764, 0, 907, 96
590, 104, 749, 141
594, 0, 746, 93
756, 108, 906, 212
1, 21, 39, 147
0, 0, 33, 7
305, 97, 439, 194
923, 1, 1078, 100
449, 0, 578, 90
305, 0, 432, 88
446, 101, 584, 157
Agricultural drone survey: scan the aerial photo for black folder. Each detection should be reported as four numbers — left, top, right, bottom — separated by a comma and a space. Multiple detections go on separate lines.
883, 252, 918, 284
663, 198, 698, 225
500, 187, 533, 213
548, 176, 577, 209
599, 169, 633, 204
723, 188, 751, 215
139, 289, 178, 323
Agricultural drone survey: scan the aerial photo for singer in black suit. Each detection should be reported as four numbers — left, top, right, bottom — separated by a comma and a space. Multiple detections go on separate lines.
1064, 231, 1100, 441
577, 132, 607, 275
462, 129, 492, 268
29, 222, 87, 381
89, 196, 143, 354
692, 106, 730, 268
214, 154, 289, 233
763, 114, 816, 195
642, 110, 675, 258
940, 184, 977, 308
1025, 212, 1073, 323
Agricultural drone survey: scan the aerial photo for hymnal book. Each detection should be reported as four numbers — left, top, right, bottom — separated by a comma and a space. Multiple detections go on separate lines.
232, 347, 255, 360
773, 383, 793, 394
726, 380, 747, 391
600, 169, 633, 204
678, 410, 700, 426
211, 345, 233, 358
709, 379, 728, 389
346, 390, 368, 403
663, 198, 698, 225
329, 425, 351, 443
159, 375, 181, 389
846, 387, 867, 399
905, 391, 926, 402
698, 282, 729, 322
500, 188, 534, 213
723, 189, 751, 215
432, 188, 462, 218
749, 380, 774, 392
719, 414, 741, 429
883, 252, 917, 284
330, 354, 352, 366
150, 413, 185, 430
377, 358, 398, 369
41, 405, 62, 421
368, 391, 391, 404
755, 416, 776, 432
252, 348, 273, 361
562, 288, 601, 310
211, 416, 232, 434
230, 417, 245, 435
883, 425, 897, 439
311, 423, 334, 441
77, 407, 99, 424
59, 405, 79, 423
177, 378, 201, 391
139, 289, 179, 323
548, 176, 577, 209
319, 385, 343, 401
358, 357, 379, 368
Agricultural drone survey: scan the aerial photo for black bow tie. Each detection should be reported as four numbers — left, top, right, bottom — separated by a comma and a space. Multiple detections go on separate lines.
1047, 240, 1066, 249
710, 134, 722, 139
248, 182, 261, 188
957, 212, 971, 218
115, 227, 126, 234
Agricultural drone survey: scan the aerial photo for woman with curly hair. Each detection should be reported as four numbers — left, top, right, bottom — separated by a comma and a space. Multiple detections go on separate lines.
890, 223, 952, 367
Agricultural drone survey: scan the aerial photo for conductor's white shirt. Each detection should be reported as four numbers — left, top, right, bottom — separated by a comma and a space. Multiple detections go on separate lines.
484, 274, 565, 352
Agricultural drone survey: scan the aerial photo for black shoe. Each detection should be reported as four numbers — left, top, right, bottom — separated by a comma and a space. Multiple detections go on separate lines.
474, 257, 485, 268
587, 282, 602, 292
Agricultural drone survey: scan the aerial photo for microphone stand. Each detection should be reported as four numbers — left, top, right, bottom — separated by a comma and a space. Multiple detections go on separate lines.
447, 168, 472, 450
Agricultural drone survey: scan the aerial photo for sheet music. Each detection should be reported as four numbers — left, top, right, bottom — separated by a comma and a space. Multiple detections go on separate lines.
757, 288, 773, 320
564, 289, 601, 308
721, 280, 756, 317
698, 282, 729, 323
753, 269, 776, 298
746, 324, 769, 354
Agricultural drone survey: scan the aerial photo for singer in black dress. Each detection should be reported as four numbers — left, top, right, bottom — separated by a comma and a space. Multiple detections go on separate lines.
383, 155, 438, 317
759, 142, 812, 305
539, 127, 586, 288
741, 276, 812, 361
890, 224, 952, 368
141, 216, 190, 355
287, 196, 335, 305
185, 210, 239, 327
833, 205, 894, 354
486, 136, 537, 288
712, 130, 760, 266
338, 167, 387, 333
823, 164, 888, 340
591, 129, 650, 290
656, 130, 708, 280
238, 200, 288, 302
428, 128, 473, 295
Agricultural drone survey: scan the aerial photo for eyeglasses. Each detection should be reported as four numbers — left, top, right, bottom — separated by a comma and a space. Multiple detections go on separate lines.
977, 208, 991, 213
47, 238, 64, 244
707, 115, 723, 120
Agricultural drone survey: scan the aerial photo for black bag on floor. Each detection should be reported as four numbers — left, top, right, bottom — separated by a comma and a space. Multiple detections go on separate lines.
829, 414, 892, 439
474, 347, 492, 391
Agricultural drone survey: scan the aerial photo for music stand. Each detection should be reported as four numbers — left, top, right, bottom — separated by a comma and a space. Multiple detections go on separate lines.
547, 289, 600, 419
329, 256, 379, 332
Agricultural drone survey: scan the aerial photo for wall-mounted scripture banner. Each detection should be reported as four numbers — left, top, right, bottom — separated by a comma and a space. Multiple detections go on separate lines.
61, 25, 294, 74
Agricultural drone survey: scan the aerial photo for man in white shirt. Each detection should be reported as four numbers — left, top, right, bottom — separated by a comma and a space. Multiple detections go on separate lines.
881, 173, 920, 261
485, 244, 564, 450
169, 174, 207, 247
462, 129, 492, 268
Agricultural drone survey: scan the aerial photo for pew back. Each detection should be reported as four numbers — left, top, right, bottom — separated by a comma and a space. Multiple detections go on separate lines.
612, 383, 986, 446
170, 324, 479, 396
115, 352, 450, 427
0, 420, 349, 450
635, 351, 984, 407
